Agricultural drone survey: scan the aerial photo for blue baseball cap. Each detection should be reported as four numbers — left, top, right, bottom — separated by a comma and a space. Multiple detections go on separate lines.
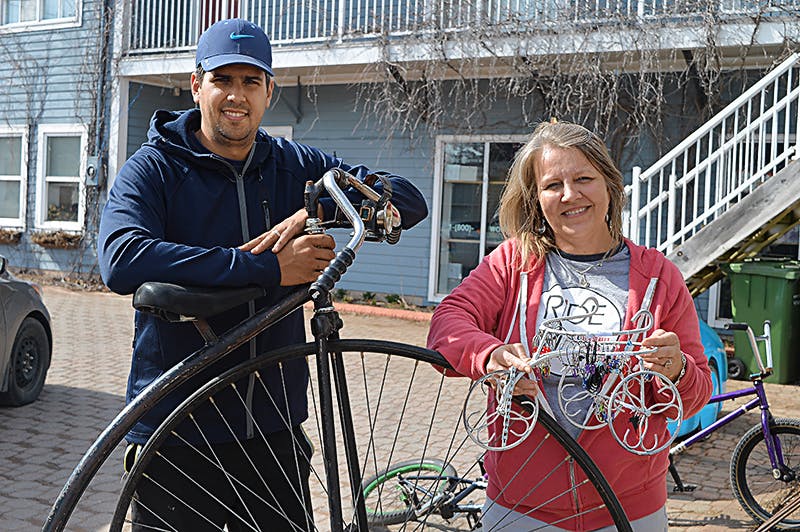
196, 19, 274, 76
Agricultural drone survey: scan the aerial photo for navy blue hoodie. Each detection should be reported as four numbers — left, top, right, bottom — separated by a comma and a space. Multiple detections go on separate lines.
98, 109, 427, 444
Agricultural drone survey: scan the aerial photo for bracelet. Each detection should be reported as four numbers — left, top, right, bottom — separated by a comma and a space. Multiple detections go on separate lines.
673, 353, 687, 386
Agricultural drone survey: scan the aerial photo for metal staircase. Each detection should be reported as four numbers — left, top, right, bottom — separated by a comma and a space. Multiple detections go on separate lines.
625, 52, 800, 297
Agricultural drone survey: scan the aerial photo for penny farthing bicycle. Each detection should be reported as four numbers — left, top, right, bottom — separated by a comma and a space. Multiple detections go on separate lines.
44, 169, 632, 531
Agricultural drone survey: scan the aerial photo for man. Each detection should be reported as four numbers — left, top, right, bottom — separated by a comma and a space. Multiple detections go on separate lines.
97, 18, 427, 530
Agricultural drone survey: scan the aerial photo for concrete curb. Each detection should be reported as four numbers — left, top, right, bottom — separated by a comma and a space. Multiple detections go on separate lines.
303, 301, 433, 322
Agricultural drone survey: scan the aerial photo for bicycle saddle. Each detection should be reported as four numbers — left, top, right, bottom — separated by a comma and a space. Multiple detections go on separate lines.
133, 282, 266, 322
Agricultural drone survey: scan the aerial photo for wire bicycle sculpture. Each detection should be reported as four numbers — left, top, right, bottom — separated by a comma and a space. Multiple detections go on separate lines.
463, 298, 684, 457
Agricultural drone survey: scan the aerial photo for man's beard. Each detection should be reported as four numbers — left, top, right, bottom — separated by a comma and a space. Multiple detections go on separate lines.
213, 123, 252, 145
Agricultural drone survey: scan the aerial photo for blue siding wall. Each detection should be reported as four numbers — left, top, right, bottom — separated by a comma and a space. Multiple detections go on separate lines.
0, 0, 108, 275
124, 81, 436, 301
265, 85, 434, 301
1, 52, 774, 308
126, 83, 193, 158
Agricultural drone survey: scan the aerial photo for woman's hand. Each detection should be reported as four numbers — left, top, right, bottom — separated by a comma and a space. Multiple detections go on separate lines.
486, 343, 539, 396
640, 329, 684, 382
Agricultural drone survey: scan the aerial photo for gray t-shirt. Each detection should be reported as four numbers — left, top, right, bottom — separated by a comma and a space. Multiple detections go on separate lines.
535, 245, 630, 439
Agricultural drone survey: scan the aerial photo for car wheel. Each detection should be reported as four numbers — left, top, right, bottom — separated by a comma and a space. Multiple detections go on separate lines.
0, 317, 50, 406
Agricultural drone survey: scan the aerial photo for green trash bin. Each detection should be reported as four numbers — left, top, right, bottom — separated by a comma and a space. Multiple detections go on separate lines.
720, 259, 800, 384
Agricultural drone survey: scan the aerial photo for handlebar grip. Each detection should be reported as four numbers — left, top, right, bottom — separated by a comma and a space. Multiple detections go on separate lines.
386, 226, 401, 245
310, 248, 356, 298
725, 322, 750, 331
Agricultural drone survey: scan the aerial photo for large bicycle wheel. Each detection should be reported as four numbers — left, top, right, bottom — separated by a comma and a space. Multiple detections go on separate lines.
731, 418, 800, 529
362, 458, 458, 526
108, 339, 629, 531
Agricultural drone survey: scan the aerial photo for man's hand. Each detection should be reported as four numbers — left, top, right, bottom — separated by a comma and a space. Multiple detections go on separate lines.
275, 234, 336, 286
239, 207, 322, 255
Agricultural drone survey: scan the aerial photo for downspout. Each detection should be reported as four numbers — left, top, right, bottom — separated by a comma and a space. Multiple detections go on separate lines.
92, 0, 114, 187
83, 0, 114, 274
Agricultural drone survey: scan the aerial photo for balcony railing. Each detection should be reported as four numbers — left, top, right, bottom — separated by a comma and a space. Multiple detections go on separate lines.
126, 0, 800, 55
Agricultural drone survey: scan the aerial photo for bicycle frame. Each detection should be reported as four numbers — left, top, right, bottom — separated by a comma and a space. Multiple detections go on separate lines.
392, 472, 484, 527
670, 379, 786, 472
441, 477, 485, 521
670, 320, 791, 486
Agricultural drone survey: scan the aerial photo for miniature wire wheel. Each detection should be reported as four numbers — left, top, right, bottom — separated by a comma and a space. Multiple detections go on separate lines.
607, 369, 683, 455
462, 368, 538, 451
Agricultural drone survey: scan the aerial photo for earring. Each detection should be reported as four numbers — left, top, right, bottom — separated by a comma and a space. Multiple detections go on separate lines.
537, 220, 547, 234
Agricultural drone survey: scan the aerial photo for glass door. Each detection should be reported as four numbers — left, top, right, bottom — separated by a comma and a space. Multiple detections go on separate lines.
432, 137, 524, 299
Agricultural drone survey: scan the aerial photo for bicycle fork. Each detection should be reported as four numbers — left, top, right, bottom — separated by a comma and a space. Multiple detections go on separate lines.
312, 295, 370, 532
757, 385, 796, 482
303, 169, 387, 531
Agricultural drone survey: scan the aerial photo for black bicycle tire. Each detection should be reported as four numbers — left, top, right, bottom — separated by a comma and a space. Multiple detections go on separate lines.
361, 458, 457, 525
110, 339, 631, 531
730, 417, 800, 529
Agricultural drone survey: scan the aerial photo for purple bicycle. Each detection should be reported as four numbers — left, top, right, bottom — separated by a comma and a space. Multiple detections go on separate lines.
669, 321, 800, 530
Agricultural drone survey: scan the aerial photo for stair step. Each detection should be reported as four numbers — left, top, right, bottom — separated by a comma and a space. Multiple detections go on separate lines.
668, 160, 800, 297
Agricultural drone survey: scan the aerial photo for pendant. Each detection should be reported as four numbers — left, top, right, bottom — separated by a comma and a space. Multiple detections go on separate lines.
579, 275, 589, 288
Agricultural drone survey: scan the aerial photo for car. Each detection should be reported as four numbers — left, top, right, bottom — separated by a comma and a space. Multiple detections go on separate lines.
668, 319, 728, 438
0, 255, 52, 406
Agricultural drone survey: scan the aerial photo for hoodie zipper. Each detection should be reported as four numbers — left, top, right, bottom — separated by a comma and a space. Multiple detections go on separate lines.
214, 147, 258, 439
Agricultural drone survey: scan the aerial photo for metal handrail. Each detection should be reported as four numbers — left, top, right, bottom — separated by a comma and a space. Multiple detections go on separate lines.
626, 53, 800, 252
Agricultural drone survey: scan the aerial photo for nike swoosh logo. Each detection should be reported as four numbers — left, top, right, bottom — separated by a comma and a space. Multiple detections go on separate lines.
230, 32, 255, 40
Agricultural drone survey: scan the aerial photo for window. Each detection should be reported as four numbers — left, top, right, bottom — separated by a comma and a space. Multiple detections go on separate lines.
428, 136, 526, 301
264, 125, 292, 140
35, 124, 86, 231
0, 127, 27, 228
1, 0, 79, 29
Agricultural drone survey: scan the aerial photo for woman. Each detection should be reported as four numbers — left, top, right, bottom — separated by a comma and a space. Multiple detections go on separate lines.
427, 121, 712, 531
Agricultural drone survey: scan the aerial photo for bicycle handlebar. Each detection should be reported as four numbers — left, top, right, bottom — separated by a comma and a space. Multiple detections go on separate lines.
724, 320, 773, 377
308, 168, 377, 299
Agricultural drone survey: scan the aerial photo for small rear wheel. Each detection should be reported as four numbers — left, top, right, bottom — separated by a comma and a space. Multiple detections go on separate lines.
362, 458, 457, 526
731, 418, 800, 529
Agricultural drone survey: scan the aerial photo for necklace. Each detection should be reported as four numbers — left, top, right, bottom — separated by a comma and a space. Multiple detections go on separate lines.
554, 244, 618, 288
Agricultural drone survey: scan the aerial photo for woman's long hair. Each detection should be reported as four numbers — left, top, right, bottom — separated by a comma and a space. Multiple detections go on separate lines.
498, 121, 626, 267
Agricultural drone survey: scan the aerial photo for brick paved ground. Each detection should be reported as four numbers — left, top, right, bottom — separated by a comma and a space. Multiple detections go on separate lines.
0, 286, 797, 531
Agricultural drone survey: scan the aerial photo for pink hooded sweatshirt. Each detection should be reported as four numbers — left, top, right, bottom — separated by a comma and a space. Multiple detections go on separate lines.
428, 238, 712, 530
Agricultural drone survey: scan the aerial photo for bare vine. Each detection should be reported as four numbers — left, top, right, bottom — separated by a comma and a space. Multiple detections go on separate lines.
352, 0, 799, 166
0, 31, 51, 267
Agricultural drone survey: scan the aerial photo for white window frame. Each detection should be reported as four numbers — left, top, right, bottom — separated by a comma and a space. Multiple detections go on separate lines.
706, 280, 732, 329
428, 134, 528, 302
35, 123, 87, 232
0, 0, 81, 32
0, 125, 28, 229
264, 125, 293, 140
